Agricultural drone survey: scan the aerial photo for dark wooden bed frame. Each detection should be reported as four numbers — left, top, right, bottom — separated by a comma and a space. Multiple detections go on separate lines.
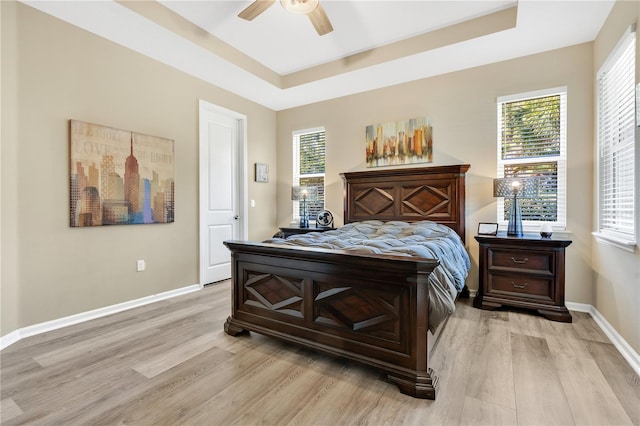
224, 164, 470, 399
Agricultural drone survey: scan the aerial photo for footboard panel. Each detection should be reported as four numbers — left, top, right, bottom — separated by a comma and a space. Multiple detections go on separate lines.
223, 240, 440, 399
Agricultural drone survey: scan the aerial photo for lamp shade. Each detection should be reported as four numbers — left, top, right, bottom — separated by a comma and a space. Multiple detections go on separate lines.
493, 177, 539, 198
291, 186, 318, 201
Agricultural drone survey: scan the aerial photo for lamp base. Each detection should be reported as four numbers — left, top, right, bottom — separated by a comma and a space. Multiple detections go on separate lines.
299, 199, 309, 228
507, 196, 523, 237
507, 223, 523, 237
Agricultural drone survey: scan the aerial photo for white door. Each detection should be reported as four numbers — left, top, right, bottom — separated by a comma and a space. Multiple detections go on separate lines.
199, 101, 246, 285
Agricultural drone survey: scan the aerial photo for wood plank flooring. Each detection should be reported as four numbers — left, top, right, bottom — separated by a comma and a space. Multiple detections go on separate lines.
1, 281, 638, 425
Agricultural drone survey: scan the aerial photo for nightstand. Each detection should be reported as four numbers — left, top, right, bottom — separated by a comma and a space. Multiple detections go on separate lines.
277, 226, 335, 238
473, 233, 572, 322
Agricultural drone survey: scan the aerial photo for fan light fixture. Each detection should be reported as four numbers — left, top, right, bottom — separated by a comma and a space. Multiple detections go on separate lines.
238, 0, 333, 36
281, 0, 319, 14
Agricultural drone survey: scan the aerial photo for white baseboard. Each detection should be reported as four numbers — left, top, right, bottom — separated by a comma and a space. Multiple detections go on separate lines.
567, 301, 640, 377
565, 301, 592, 313
0, 284, 201, 351
1, 330, 21, 350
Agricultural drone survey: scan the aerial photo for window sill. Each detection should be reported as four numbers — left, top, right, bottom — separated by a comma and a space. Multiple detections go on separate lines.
592, 232, 637, 253
498, 225, 572, 236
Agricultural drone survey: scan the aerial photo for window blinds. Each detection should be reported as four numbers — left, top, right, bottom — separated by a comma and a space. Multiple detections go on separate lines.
501, 95, 561, 159
504, 162, 558, 221
298, 132, 326, 175
497, 88, 567, 228
293, 128, 326, 220
597, 27, 636, 241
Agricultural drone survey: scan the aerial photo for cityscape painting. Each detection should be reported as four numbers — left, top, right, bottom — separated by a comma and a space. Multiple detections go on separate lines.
69, 120, 175, 227
365, 117, 433, 167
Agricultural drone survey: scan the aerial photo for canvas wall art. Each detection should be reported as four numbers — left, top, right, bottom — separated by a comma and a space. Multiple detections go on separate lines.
69, 120, 175, 227
365, 117, 433, 167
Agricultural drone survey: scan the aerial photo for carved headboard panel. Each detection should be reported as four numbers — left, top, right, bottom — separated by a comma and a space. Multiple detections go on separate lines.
341, 164, 470, 242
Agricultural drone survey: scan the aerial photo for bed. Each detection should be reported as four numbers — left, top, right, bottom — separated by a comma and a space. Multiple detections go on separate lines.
223, 164, 470, 399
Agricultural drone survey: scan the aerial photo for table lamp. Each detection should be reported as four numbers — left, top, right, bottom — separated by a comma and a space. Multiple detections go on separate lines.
291, 186, 318, 228
493, 177, 539, 237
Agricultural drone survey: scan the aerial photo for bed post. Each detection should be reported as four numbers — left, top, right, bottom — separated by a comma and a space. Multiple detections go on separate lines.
223, 250, 247, 336
386, 267, 437, 399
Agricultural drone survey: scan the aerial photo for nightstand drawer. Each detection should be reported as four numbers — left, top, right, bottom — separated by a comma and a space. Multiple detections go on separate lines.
488, 274, 552, 300
488, 248, 553, 273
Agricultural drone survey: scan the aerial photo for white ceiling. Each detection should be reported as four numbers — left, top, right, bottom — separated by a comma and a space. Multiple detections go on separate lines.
160, 0, 517, 75
23, 0, 615, 111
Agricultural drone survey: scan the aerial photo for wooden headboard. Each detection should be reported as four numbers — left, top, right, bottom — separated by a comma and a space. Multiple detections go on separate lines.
341, 164, 470, 242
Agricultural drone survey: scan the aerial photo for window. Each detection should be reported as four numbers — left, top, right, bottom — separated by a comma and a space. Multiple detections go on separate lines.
497, 87, 567, 230
293, 128, 325, 222
595, 26, 636, 250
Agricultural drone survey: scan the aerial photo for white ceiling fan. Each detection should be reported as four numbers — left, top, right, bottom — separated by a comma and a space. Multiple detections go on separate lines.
238, 0, 333, 36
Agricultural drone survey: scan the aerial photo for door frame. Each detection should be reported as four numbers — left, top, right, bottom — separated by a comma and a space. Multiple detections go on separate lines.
198, 99, 248, 287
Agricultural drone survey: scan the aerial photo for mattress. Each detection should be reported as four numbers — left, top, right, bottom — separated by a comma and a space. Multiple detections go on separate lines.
264, 220, 470, 332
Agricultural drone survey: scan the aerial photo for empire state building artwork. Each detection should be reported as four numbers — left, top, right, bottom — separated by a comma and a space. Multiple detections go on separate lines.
69, 120, 175, 227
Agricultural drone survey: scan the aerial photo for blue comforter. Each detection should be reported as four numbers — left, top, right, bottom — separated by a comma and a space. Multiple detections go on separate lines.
264, 220, 470, 332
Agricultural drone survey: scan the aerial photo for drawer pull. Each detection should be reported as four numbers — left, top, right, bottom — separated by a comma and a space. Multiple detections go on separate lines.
511, 281, 529, 289
511, 257, 529, 264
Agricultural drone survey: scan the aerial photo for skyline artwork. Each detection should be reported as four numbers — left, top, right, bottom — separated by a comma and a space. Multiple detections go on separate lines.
365, 117, 433, 167
69, 120, 175, 227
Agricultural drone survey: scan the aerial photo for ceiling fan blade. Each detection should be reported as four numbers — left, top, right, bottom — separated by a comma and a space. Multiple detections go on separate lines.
307, 3, 333, 36
238, 0, 276, 21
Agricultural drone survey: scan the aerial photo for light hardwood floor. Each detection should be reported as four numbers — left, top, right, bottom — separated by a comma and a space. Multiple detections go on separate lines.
1, 281, 638, 425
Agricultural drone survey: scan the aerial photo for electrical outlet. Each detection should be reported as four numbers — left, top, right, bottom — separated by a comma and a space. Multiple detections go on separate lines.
137, 260, 145, 272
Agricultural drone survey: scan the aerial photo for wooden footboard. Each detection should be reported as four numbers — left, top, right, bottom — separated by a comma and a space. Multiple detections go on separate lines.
223, 240, 441, 399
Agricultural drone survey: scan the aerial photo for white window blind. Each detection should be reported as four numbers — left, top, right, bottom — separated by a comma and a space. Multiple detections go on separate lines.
293, 128, 326, 221
497, 87, 567, 230
596, 26, 636, 247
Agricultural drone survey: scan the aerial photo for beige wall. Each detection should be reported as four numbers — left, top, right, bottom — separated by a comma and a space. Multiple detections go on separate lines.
0, 1, 277, 334
592, 0, 640, 353
1, 1, 21, 336
277, 43, 595, 305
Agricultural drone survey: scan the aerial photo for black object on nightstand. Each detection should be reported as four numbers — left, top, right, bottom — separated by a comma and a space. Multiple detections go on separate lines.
473, 232, 572, 322
277, 226, 335, 238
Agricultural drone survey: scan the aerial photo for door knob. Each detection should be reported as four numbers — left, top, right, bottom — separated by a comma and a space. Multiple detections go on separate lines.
234, 215, 239, 220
